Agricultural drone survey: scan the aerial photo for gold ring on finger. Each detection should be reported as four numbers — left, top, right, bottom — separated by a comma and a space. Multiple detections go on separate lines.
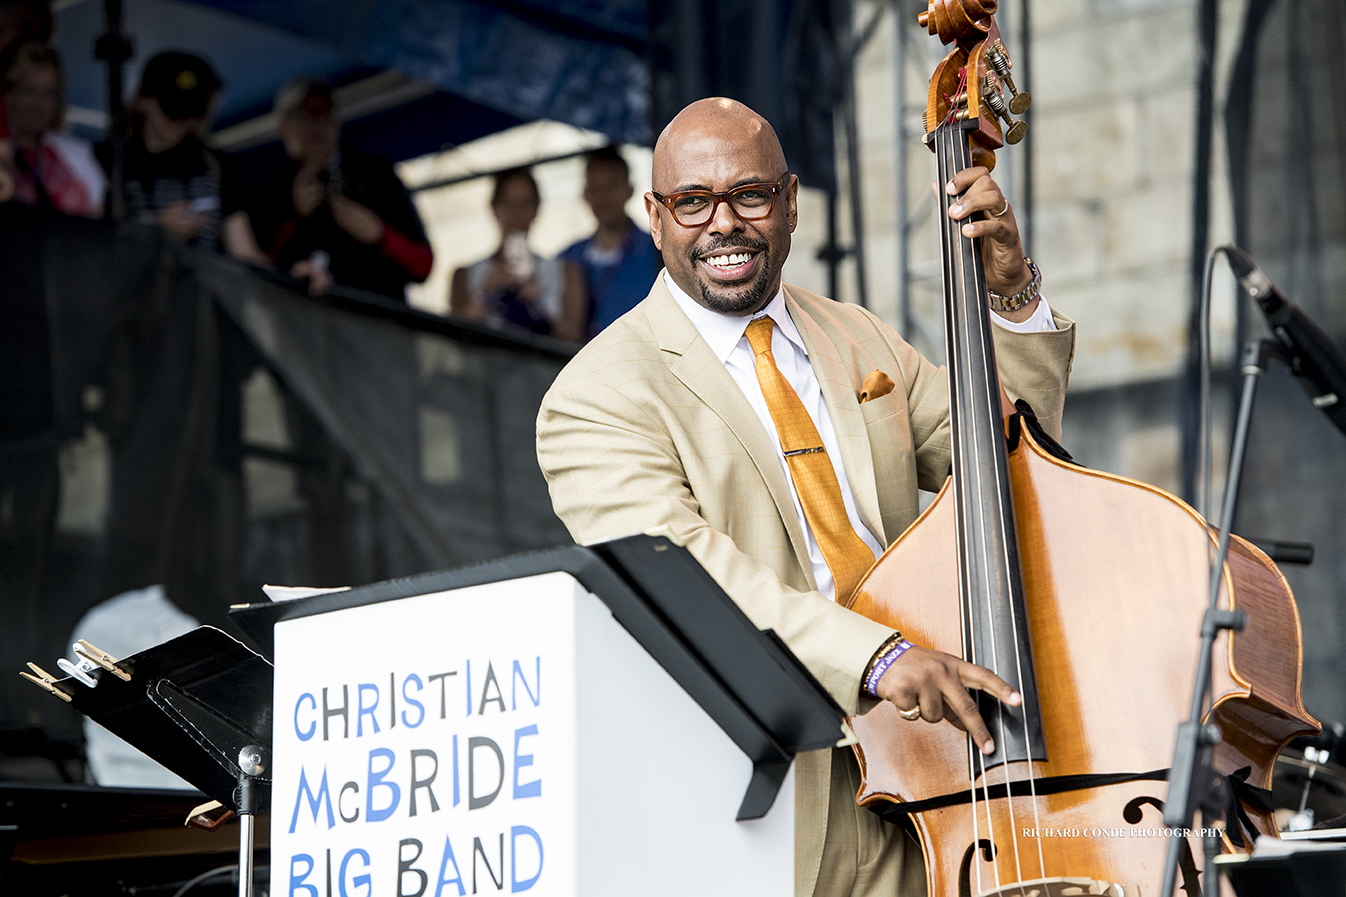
899, 705, 922, 721
992, 200, 1009, 218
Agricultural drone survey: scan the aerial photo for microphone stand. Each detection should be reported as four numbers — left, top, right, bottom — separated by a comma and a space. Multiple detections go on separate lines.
1160, 337, 1283, 897
236, 744, 268, 897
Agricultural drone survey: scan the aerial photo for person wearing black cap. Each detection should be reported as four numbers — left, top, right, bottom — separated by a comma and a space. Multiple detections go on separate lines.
245, 77, 433, 300
99, 51, 265, 260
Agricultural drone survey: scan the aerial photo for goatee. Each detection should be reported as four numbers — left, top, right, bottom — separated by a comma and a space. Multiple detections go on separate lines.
692, 238, 772, 315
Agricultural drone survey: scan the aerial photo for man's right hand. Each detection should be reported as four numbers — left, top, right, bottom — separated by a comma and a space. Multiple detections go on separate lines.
874, 645, 1021, 755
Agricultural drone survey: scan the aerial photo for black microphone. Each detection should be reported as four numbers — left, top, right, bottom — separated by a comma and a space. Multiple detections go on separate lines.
1226, 245, 1346, 440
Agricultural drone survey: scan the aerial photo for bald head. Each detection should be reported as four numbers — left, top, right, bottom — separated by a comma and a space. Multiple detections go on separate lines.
652, 98, 788, 193
644, 97, 798, 317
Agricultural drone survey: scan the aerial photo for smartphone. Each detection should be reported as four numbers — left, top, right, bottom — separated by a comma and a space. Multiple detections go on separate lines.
502, 231, 535, 279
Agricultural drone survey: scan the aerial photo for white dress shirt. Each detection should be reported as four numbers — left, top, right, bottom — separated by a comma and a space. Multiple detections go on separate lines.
663, 271, 1054, 600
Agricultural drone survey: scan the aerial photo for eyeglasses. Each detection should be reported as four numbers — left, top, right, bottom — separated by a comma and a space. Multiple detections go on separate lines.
651, 172, 790, 228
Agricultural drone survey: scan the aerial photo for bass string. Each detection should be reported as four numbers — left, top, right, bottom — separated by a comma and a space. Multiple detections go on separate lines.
956, 116, 1049, 879
960, 119, 1051, 887
933, 121, 982, 895
937, 119, 1051, 892
955, 124, 1026, 893
937, 121, 1001, 897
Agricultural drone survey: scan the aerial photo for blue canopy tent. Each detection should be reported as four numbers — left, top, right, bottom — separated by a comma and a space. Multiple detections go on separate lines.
54, 0, 844, 191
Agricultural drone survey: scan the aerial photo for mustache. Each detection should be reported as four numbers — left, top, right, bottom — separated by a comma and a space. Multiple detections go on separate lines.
691, 235, 770, 262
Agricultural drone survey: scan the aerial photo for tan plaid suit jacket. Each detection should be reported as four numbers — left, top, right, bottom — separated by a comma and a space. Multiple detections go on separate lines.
536, 276, 1075, 897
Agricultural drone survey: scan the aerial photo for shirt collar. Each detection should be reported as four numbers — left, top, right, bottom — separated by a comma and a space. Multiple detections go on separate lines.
662, 270, 806, 363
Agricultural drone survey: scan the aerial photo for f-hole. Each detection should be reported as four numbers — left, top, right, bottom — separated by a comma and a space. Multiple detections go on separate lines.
1124, 796, 1201, 897
958, 838, 998, 897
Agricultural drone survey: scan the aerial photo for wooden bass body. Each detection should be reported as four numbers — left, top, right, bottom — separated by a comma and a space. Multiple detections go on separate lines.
847, 426, 1319, 896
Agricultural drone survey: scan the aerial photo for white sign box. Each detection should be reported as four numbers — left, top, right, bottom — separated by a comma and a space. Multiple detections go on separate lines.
271, 571, 794, 896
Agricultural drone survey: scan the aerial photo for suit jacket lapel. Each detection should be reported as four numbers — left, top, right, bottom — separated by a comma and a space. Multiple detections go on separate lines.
646, 280, 819, 588
784, 287, 886, 546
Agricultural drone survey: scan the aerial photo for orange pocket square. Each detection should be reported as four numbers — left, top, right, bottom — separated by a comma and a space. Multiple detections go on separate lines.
859, 370, 896, 403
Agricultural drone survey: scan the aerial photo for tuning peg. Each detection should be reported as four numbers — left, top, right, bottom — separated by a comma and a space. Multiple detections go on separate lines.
986, 42, 1032, 115
981, 82, 1028, 145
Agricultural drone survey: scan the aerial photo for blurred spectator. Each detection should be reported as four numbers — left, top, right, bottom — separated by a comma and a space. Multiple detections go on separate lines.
3, 43, 104, 216
0, 0, 49, 76
246, 78, 432, 300
99, 51, 266, 261
449, 166, 584, 341
561, 146, 659, 339
0, 0, 52, 203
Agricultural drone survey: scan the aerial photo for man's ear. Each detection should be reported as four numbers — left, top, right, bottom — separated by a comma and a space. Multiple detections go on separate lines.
785, 174, 799, 233
643, 192, 663, 250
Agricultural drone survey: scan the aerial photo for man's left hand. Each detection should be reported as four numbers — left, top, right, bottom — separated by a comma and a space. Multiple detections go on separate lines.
873, 644, 1020, 756
945, 167, 1031, 298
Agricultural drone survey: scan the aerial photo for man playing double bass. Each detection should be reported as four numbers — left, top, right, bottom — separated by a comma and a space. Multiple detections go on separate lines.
535, 97, 1075, 897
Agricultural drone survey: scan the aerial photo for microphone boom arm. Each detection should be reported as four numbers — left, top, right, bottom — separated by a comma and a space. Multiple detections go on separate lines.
1226, 245, 1346, 439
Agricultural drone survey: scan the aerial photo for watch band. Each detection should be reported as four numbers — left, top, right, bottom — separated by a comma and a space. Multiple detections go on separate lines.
988, 257, 1041, 313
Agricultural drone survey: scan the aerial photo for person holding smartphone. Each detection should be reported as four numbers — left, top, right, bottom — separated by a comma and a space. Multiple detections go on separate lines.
99, 51, 264, 261
245, 78, 433, 300
449, 166, 585, 341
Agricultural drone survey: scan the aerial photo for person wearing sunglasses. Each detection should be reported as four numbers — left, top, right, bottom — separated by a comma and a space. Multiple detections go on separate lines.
537, 97, 1075, 897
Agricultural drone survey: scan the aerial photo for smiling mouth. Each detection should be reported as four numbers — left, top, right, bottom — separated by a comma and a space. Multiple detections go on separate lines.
697, 250, 761, 280
702, 251, 755, 268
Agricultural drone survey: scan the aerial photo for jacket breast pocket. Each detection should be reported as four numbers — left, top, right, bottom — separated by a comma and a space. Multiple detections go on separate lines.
860, 390, 914, 454
859, 389, 904, 424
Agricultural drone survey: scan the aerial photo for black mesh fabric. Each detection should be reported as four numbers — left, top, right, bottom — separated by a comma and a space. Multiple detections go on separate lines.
1227, 0, 1346, 725
0, 209, 573, 751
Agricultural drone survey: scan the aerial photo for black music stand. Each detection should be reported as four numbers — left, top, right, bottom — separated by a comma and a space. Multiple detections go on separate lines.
230, 532, 846, 820
1215, 839, 1346, 896
33, 627, 273, 897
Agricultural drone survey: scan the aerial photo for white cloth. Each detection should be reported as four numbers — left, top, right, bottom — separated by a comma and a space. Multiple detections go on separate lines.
45, 131, 106, 212
992, 292, 1056, 333
69, 585, 199, 789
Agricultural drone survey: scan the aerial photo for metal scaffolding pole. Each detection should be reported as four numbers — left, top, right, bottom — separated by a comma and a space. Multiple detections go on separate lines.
894, 0, 910, 336
95, 0, 133, 222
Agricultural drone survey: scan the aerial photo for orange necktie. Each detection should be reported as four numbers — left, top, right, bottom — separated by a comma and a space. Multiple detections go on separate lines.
744, 317, 875, 602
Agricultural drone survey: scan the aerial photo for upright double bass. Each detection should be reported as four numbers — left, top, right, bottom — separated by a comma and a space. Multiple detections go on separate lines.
846, 2, 1318, 894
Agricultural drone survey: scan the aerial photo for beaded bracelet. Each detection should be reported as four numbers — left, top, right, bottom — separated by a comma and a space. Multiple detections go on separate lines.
863, 638, 915, 698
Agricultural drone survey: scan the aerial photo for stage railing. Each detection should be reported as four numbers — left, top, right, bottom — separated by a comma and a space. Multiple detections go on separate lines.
0, 205, 574, 753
